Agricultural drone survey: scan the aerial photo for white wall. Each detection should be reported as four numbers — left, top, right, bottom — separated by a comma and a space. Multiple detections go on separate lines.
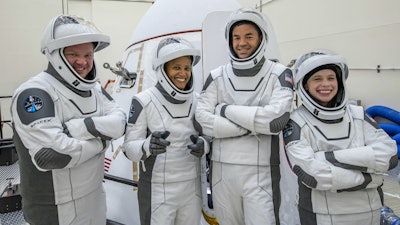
0, 0, 62, 138
0, 0, 150, 138
0, 0, 150, 95
0, 0, 62, 97
238, 0, 400, 110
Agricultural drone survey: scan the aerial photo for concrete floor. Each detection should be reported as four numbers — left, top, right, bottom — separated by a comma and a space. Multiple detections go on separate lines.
1, 159, 400, 225
383, 159, 400, 215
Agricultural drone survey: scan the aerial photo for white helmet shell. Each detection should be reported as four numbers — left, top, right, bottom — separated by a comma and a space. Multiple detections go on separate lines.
293, 51, 349, 121
40, 15, 110, 91
225, 8, 268, 70
153, 37, 200, 101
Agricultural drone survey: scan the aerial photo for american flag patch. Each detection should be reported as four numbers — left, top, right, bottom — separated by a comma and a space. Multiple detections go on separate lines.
104, 157, 111, 173
285, 72, 293, 85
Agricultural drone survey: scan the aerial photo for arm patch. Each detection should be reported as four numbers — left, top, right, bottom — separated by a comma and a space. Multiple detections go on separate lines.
283, 119, 301, 145
278, 69, 294, 89
16, 88, 55, 125
293, 165, 317, 188
128, 98, 144, 124
34, 148, 72, 169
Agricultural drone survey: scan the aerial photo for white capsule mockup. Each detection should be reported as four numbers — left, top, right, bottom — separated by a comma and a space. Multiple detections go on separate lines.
102, 0, 298, 224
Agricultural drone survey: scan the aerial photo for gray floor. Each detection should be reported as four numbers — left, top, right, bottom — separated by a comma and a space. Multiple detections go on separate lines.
1, 160, 400, 225
383, 160, 400, 215
0, 163, 25, 225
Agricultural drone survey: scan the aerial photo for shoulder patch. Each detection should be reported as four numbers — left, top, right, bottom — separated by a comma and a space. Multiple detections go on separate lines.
128, 98, 144, 124
278, 69, 294, 89
16, 88, 55, 125
283, 119, 301, 145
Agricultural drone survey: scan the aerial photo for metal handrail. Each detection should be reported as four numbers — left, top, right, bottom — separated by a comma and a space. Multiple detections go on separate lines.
104, 173, 138, 187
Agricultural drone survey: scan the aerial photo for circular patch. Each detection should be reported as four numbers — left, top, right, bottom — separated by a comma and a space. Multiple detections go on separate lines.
283, 123, 293, 138
24, 96, 43, 113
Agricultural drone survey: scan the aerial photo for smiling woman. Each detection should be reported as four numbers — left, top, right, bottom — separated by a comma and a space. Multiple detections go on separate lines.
122, 36, 204, 225
283, 50, 398, 225
303, 67, 339, 107
164, 56, 193, 90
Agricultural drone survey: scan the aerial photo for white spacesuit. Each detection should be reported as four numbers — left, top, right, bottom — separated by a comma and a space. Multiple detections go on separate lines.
123, 37, 204, 225
283, 51, 398, 225
195, 9, 294, 225
11, 15, 126, 225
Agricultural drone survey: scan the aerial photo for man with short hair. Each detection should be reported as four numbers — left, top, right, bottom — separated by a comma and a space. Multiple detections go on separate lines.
11, 14, 126, 225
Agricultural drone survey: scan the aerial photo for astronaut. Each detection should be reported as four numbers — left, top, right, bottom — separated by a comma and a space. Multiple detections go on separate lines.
283, 51, 398, 225
123, 37, 206, 225
195, 8, 294, 225
10, 15, 126, 225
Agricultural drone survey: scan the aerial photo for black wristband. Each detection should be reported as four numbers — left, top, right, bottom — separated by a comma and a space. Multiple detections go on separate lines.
220, 104, 228, 118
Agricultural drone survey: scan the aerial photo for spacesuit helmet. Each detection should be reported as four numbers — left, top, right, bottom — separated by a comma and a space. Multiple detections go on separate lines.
293, 50, 349, 120
225, 8, 268, 70
40, 15, 110, 91
153, 37, 200, 101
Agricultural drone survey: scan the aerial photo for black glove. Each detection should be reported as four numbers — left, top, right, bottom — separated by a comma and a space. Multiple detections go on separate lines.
188, 135, 205, 158
143, 131, 170, 156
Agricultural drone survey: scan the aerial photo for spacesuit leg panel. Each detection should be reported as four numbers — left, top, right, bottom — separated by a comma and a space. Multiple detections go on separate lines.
316, 209, 380, 225
150, 182, 174, 225
138, 179, 154, 225
22, 201, 58, 225
243, 165, 276, 225
299, 206, 317, 225
149, 180, 201, 225
89, 186, 107, 225
211, 162, 244, 225
175, 178, 202, 225
58, 186, 106, 225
